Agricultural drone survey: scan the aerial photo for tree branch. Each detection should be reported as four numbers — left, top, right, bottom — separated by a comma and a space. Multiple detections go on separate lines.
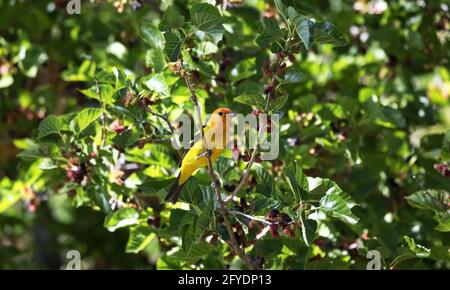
179, 60, 258, 270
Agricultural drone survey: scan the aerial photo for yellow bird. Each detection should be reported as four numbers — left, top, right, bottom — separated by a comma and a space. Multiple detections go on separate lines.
165, 108, 234, 203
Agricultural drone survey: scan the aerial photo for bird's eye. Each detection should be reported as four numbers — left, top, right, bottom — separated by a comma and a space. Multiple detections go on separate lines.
218, 112, 224, 116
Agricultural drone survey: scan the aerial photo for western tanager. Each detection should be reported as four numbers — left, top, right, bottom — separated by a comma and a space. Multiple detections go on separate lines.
165, 108, 234, 203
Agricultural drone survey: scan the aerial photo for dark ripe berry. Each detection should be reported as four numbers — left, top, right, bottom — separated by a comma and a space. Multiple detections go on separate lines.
279, 220, 287, 229
279, 63, 287, 70
280, 213, 292, 224
137, 139, 146, 149
283, 228, 295, 238
252, 109, 261, 117
442, 167, 450, 177
288, 53, 296, 63
434, 163, 443, 171
269, 223, 279, 238
254, 156, 262, 163
224, 184, 236, 192
152, 215, 161, 228
110, 120, 127, 133
269, 209, 279, 219
209, 234, 218, 245
89, 151, 97, 159
264, 85, 273, 95
248, 220, 258, 229
242, 154, 250, 162
240, 197, 248, 209
67, 189, 77, 198
276, 51, 286, 59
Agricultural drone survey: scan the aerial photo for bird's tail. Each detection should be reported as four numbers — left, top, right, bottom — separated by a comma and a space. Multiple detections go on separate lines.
165, 175, 184, 204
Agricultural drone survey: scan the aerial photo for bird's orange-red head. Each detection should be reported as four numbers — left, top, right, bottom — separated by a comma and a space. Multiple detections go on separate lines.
212, 107, 233, 117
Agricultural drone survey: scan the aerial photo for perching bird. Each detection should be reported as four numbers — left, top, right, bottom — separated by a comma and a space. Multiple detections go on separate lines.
165, 107, 234, 203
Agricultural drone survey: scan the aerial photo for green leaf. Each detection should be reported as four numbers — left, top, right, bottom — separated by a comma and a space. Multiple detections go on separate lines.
280, 67, 302, 84
441, 130, 450, 161
140, 24, 164, 49
273, 0, 288, 20
288, 7, 312, 50
311, 21, 348, 47
435, 215, 450, 232
104, 208, 140, 232
255, 165, 273, 197
285, 160, 308, 202
403, 236, 431, 258
144, 73, 171, 97
320, 192, 359, 225
126, 225, 155, 254
310, 177, 359, 224
139, 178, 174, 196
0, 74, 13, 88
79, 84, 114, 105
146, 48, 166, 72
164, 30, 185, 62
195, 200, 214, 240
269, 94, 288, 113
18, 46, 48, 78
38, 115, 64, 139
234, 94, 265, 109
73, 108, 102, 135
256, 17, 282, 48
405, 190, 448, 212
160, 7, 185, 31
190, 3, 224, 44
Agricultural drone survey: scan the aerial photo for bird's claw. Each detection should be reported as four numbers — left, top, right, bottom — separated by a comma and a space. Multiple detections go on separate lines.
197, 150, 213, 160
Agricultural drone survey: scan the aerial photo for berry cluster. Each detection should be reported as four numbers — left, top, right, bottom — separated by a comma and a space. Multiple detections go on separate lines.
434, 163, 450, 177
267, 209, 296, 238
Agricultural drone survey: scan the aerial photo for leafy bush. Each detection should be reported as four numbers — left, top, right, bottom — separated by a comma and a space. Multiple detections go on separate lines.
0, 0, 449, 270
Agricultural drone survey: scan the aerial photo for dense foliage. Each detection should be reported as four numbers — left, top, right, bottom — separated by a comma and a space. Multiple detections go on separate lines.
0, 0, 449, 270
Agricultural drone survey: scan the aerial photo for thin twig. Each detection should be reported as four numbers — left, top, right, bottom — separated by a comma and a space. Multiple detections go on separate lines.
179, 61, 258, 270
229, 211, 271, 225
229, 54, 284, 199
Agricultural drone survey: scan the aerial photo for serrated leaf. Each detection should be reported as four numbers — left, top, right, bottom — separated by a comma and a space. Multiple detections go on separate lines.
269, 94, 288, 113
285, 161, 308, 202
144, 73, 170, 97
234, 94, 265, 109
288, 7, 312, 50
126, 225, 155, 253
104, 208, 139, 232
72, 108, 102, 135
139, 178, 174, 196
280, 66, 302, 84
403, 236, 431, 258
140, 24, 164, 49
195, 200, 213, 240
311, 21, 348, 47
164, 30, 185, 62
320, 192, 359, 225
405, 190, 448, 212
190, 3, 224, 44
255, 165, 273, 197
435, 215, 450, 232
256, 17, 282, 48
160, 7, 185, 31
38, 115, 64, 139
